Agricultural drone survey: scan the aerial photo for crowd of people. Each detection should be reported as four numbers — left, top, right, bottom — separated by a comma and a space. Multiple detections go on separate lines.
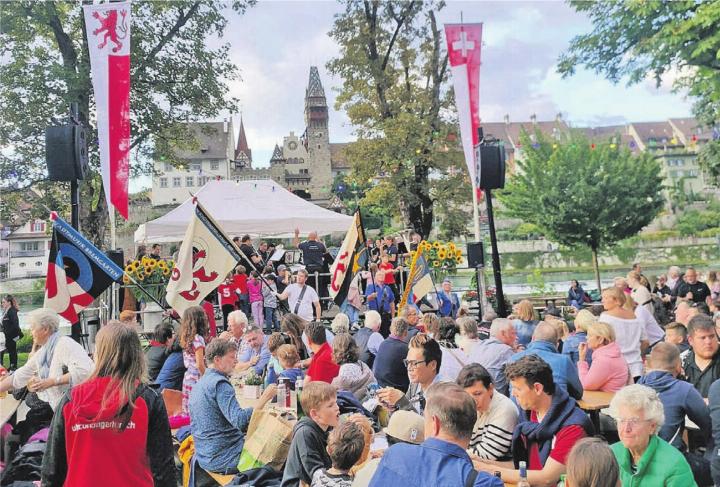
2, 252, 720, 487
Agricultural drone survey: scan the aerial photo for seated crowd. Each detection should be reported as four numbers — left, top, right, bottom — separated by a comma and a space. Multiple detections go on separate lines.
4, 263, 720, 487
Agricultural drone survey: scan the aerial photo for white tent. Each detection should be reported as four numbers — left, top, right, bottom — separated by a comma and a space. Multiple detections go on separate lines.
134, 179, 353, 243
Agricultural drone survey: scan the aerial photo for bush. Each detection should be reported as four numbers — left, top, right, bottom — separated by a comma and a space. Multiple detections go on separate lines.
16, 333, 33, 353
676, 209, 720, 236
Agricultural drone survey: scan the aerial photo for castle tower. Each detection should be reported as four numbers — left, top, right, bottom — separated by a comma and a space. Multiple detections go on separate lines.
303, 66, 332, 201
234, 115, 252, 169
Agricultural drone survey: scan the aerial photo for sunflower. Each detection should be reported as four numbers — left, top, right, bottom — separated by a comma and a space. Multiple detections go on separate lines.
124, 264, 134, 273
432, 261, 440, 267
141, 256, 149, 265
438, 250, 447, 260
432, 241, 440, 249
147, 258, 157, 268
448, 242, 456, 252
144, 267, 153, 275
455, 249, 462, 258
162, 268, 171, 277
455, 257, 463, 264
136, 272, 145, 282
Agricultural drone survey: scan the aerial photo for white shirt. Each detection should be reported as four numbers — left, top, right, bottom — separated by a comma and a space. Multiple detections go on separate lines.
635, 305, 665, 345
600, 312, 647, 377
13, 336, 94, 410
285, 283, 319, 322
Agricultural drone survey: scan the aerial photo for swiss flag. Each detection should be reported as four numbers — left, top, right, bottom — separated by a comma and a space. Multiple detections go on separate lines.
444, 23, 482, 192
83, 2, 131, 219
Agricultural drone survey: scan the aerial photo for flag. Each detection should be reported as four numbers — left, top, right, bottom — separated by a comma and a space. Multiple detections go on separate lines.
166, 201, 241, 315
45, 213, 123, 323
83, 2, 131, 219
444, 23, 482, 193
329, 210, 366, 305
398, 244, 435, 314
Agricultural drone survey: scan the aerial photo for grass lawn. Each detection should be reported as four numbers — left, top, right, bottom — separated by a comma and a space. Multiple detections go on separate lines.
0, 353, 29, 369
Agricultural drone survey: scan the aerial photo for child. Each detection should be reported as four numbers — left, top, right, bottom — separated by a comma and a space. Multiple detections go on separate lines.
179, 306, 208, 413
261, 265, 279, 333
217, 273, 239, 330
282, 382, 340, 486
311, 421, 365, 487
247, 270, 264, 327
234, 265, 249, 316
277, 344, 304, 389
265, 333, 288, 387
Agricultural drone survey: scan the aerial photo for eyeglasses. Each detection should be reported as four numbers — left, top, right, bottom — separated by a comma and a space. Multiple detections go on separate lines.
403, 359, 427, 369
616, 418, 652, 429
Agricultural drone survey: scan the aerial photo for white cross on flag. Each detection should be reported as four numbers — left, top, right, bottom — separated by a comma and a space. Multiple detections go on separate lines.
444, 23, 482, 191
83, 2, 131, 219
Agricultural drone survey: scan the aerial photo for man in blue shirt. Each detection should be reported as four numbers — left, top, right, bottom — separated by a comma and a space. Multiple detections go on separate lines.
190, 338, 276, 474
236, 326, 271, 375
370, 382, 503, 487
365, 270, 395, 337
437, 278, 460, 318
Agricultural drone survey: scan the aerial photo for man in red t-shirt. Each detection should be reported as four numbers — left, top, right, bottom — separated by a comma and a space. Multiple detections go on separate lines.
305, 321, 339, 383
472, 355, 593, 485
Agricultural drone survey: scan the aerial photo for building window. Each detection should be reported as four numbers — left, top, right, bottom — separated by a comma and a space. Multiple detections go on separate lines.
20, 242, 39, 251
190, 162, 201, 171
211, 160, 219, 170
31, 222, 44, 232
186, 176, 194, 187
160, 177, 168, 188
688, 169, 699, 177
35, 261, 42, 266
317, 144, 321, 149
164, 162, 173, 172
173, 177, 182, 187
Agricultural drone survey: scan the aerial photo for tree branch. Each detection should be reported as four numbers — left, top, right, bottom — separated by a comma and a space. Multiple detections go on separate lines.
380, 1, 416, 72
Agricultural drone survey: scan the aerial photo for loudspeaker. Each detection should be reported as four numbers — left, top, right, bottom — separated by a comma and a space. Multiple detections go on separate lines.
46, 124, 89, 181
106, 249, 125, 268
467, 242, 485, 268
477, 143, 506, 190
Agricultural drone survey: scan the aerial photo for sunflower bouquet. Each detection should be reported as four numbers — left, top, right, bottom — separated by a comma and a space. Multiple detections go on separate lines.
123, 256, 175, 302
416, 240, 463, 279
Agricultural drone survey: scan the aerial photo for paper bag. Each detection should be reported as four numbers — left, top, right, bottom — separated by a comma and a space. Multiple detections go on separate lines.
237, 408, 295, 472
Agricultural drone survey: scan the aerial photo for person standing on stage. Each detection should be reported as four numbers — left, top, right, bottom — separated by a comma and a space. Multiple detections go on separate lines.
293, 228, 329, 306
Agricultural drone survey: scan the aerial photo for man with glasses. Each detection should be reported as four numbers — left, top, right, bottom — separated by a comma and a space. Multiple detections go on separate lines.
377, 333, 445, 415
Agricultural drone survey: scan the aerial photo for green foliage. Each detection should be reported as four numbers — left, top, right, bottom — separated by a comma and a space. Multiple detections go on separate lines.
558, 1, 720, 183
328, 0, 471, 239
0, 0, 254, 244
498, 129, 664, 288
16, 333, 33, 354
676, 207, 720, 236
527, 269, 555, 297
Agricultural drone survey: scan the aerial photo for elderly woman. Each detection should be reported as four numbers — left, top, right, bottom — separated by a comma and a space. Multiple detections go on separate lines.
512, 299, 538, 347
0, 308, 94, 410
331, 333, 375, 401
563, 309, 596, 365
608, 384, 695, 486
330, 313, 350, 335
577, 322, 631, 392
456, 316, 481, 356
355, 310, 384, 368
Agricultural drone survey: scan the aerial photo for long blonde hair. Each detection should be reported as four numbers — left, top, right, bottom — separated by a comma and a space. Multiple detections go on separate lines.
516, 299, 536, 322
89, 321, 147, 429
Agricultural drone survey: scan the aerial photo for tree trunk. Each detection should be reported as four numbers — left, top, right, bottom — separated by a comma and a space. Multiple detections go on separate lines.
591, 246, 602, 294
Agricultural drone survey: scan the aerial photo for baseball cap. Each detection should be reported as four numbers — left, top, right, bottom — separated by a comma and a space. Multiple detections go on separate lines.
383, 410, 424, 444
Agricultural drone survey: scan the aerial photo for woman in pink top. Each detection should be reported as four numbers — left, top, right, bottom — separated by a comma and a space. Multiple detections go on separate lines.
578, 321, 631, 392
246, 271, 264, 327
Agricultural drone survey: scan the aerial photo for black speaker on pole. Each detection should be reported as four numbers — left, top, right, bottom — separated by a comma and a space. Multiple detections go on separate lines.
106, 249, 125, 269
467, 242, 485, 268
477, 143, 506, 190
46, 124, 89, 181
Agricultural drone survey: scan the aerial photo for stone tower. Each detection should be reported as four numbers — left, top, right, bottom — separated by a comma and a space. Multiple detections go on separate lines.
234, 115, 252, 169
304, 66, 333, 201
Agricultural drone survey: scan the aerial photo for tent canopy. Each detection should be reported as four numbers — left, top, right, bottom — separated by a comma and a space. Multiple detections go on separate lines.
134, 179, 353, 243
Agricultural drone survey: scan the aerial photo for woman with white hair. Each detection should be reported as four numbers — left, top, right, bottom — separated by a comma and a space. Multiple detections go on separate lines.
330, 313, 350, 335
354, 310, 383, 368
0, 308, 94, 410
609, 384, 695, 486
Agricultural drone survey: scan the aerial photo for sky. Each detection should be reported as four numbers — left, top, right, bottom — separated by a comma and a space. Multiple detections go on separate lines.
133, 0, 693, 190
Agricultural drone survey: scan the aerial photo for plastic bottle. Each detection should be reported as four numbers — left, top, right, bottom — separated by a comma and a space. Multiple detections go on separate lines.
517, 461, 530, 487
295, 379, 305, 417
276, 380, 286, 409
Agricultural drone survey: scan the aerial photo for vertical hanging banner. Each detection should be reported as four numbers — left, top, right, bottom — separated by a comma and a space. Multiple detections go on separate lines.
83, 2, 131, 219
444, 23, 483, 193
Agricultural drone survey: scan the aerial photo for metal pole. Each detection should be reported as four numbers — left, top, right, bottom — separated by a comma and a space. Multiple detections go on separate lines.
70, 179, 80, 230
485, 189, 507, 317
472, 185, 481, 241
475, 264, 484, 319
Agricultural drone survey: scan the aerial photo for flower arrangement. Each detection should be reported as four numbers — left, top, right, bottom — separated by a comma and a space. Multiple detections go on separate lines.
415, 240, 463, 274
123, 256, 174, 302
244, 370, 264, 386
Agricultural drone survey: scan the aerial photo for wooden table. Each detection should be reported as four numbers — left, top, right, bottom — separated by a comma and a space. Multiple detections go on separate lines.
577, 390, 614, 433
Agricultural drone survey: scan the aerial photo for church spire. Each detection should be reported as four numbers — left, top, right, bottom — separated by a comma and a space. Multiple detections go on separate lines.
305, 66, 328, 130
306, 66, 326, 98
235, 114, 252, 163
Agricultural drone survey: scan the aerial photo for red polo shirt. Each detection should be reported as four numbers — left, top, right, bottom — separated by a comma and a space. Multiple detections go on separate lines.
307, 342, 339, 383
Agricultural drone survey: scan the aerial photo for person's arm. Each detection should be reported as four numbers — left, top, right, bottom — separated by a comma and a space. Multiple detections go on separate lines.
314, 300, 321, 321
468, 406, 516, 460
293, 228, 301, 248
577, 357, 608, 392
686, 386, 711, 442
476, 457, 566, 487
40, 393, 70, 486
62, 339, 95, 387
195, 347, 206, 376
144, 389, 178, 487
253, 343, 271, 375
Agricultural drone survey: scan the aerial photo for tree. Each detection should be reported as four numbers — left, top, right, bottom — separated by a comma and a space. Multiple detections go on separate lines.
498, 130, 664, 291
0, 0, 254, 244
327, 0, 469, 239
558, 1, 720, 183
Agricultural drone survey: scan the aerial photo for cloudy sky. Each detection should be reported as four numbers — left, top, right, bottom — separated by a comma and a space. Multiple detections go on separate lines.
135, 0, 693, 189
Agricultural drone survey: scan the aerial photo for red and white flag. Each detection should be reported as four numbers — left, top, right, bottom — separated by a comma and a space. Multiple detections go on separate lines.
444, 23, 482, 191
83, 2, 131, 219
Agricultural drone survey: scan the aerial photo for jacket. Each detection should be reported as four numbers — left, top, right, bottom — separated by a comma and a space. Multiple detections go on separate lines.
512, 319, 538, 347
1, 307, 21, 340
281, 417, 331, 487
41, 378, 176, 487
369, 437, 503, 487
562, 332, 592, 366
145, 343, 169, 381
373, 336, 409, 392
332, 360, 376, 401
611, 435, 697, 487
354, 327, 374, 366
682, 349, 720, 397
189, 368, 253, 473
638, 370, 710, 450
708, 379, 720, 485
509, 340, 583, 400
578, 342, 630, 392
